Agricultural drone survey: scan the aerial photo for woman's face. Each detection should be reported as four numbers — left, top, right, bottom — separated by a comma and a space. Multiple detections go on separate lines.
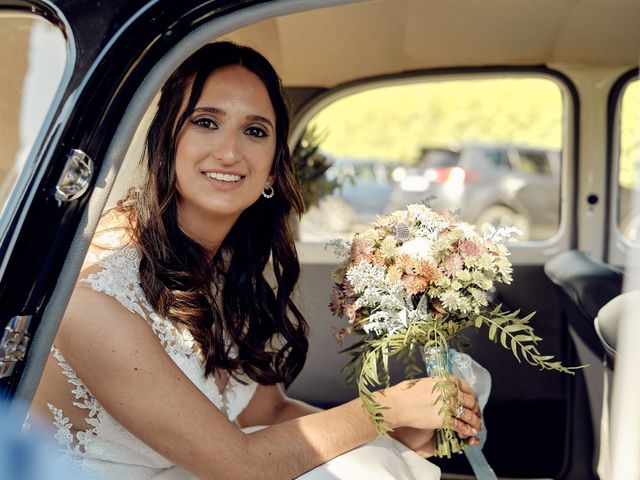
174, 65, 277, 230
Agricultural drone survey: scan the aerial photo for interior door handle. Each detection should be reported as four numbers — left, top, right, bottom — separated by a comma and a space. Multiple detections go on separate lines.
0, 315, 32, 379
53, 149, 94, 205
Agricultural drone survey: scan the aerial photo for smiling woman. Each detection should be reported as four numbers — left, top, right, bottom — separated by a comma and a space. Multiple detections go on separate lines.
26, 41, 481, 480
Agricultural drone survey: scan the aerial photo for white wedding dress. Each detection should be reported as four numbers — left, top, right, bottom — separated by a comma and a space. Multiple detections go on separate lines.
43, 246, 440, 479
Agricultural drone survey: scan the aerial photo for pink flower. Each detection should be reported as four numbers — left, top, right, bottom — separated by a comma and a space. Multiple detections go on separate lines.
442, 253, 464, 276
402, 274, 429, 296
440, 209, 457, 224
458, 239, 483, 259
344, 303, 358, 325
350, 237, 375, 258
332, 326, 352, 344
329, 284, 346, 317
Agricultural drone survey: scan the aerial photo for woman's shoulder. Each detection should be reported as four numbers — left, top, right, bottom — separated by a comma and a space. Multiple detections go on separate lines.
78, 208, 147, 318
76, 246, 150, 324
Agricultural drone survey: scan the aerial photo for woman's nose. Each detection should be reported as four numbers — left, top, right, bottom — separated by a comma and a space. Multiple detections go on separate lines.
214, 129, 241, 165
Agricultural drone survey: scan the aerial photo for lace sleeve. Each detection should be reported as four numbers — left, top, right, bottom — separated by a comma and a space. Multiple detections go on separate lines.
79, 247, 151, 320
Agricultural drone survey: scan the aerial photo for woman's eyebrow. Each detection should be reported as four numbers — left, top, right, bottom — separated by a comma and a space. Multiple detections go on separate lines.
193, 107, 274, 130
247, 114, 274, 130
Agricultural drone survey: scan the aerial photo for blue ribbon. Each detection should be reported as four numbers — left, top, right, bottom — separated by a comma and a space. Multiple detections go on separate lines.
424, 347, 498, 480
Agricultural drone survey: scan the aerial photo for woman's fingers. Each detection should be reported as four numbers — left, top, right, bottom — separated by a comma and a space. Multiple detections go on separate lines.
449, 380, 483, 436
457, 377, 474, 395
454, 378, 483, 423
458, 390, 476, 410
450, 412, 480, 438
389, 376, 484, 433
467, 436, 481, 447
456, 406, 482, 433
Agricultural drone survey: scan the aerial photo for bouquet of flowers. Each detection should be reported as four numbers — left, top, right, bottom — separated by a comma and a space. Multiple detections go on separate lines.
330, 203, 577, 457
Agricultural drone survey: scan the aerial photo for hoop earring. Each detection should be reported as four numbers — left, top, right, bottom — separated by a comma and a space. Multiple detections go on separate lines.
262, 185, 275, 199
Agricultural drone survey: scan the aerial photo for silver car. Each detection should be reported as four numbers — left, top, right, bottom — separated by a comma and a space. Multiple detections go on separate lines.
388, 144, 561, 240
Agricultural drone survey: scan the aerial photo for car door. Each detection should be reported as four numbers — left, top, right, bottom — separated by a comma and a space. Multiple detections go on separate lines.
0, 0, 182, 400
0, 0, 342, 402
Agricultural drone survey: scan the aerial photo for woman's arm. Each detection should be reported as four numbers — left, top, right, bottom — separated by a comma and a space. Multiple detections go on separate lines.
237, 384, 321, 427
237, 381, 480, 458
56, 284, 480, 479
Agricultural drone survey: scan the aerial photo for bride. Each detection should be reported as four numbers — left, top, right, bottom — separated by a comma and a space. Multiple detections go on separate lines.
30, 41, 482, 479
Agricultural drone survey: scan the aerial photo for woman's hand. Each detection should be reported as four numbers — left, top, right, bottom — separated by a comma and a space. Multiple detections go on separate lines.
379, 376, 483, 439
390, 427, 437, 457
391, 425, 482, 458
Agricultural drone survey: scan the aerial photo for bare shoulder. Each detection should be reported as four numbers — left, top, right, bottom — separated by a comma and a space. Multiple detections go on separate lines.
55, 267, 156, 374
54, 263, 201, 423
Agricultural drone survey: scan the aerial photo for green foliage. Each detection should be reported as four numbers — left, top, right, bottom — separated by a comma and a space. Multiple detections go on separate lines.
478, 305, 582, 374
309, 78, 563, 165
292, 126, 343, 210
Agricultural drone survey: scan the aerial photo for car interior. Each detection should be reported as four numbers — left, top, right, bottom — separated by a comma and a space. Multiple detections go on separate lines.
1, 0, 640, 479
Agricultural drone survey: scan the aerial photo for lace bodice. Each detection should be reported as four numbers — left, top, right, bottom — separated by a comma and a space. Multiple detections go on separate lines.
46, 247, 257, 480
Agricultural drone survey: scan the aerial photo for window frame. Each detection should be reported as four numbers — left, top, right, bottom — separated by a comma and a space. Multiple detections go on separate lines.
606, 69, 639, 266
290, 67, 579, 265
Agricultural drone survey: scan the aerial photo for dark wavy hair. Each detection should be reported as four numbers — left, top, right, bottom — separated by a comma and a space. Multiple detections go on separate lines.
126, 42, 308, 387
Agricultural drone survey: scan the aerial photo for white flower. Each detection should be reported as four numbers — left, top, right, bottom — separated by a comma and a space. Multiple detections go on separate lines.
379, 236, 398, 258
346, 260, 386, 293
363, 309, 410, 336
456, 269, 472, 283
397, 236, 433, 260
406, 203, 429, 219
468, 287, 489, 306
483, 225, 522, 243
448, 227, 466, 242
440, 290, 465, 311
477, 253, 495, 271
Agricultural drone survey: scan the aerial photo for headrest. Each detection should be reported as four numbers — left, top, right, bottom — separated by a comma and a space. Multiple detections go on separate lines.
595, 290, 640, 358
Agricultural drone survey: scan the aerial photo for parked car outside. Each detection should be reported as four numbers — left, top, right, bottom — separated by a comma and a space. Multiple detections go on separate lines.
299, 157, 396, 241
388, 144, 561, 240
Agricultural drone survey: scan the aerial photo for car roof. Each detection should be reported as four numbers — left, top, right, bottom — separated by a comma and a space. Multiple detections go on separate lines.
225, 0, 640, 88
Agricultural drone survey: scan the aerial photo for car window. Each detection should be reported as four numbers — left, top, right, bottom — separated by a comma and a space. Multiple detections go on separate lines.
417, 149, 459, 169
0, 13, 66, 218
483, 148, 511, 169
296, 76, 565, 243
616, 77, 639, 243
515, 149, 552, 175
